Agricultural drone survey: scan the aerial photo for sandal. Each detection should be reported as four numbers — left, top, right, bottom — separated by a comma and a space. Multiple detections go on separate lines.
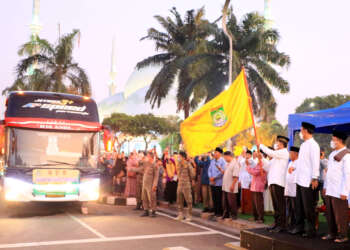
322, 234, 335, 240
334, 237, 349, 243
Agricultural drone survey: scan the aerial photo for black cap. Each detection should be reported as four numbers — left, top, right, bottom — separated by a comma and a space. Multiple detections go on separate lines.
332, 130, 348, 142
215, 147, 223, 154
246, 150, 252, 155
277, 135, 289, 144
224, 151, 233, 156
302, 122, 316, 131
290, 146, 300, 153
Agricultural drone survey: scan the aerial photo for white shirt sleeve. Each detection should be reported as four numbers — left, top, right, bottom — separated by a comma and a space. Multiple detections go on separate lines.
341, 154, 350, 196
310, 142, 321, 179
260, 144, 289, 160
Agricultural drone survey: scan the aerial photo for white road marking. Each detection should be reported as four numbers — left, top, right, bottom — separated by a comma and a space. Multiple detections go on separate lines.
163, 247, 190, 250
67, 213, 106, 239
0, 231, 216, 249
157, 212, 240, 241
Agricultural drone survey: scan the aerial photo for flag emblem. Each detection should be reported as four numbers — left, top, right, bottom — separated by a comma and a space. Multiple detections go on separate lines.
211, 106, 227, 127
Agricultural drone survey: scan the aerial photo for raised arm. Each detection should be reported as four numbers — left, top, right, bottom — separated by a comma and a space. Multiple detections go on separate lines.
260, 144, 289, 160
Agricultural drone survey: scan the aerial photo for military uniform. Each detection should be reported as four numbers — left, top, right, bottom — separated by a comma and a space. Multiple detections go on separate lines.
177, 160, 195, 219
128, 161, 144, 209
136, 161, 144, 209
142, 161, 159, 212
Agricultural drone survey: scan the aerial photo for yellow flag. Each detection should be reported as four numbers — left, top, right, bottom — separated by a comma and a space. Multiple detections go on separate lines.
180, 69, 254, 157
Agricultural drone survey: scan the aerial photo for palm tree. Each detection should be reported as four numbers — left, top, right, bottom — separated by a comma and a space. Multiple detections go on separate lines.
185, 11, 291, 122
136, 7, 213, 118
3, 29, 91, 96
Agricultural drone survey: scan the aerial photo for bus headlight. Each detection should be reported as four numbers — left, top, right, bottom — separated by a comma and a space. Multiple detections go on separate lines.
80, 179, 100, 200
4, 178, 31, 201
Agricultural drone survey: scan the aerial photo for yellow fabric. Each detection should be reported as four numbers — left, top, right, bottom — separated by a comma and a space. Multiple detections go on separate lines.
165, 160, 176, 179
180, 69, 253, 157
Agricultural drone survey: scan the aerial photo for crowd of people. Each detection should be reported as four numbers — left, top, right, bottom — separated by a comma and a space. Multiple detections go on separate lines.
99, 121, 350, 243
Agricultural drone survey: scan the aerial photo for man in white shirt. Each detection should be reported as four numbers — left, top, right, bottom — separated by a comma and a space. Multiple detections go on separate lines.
260, 135, 290, 233
322, 131, 350, 243
239, 150, 253, 214
285, 146, 299, 231
222, 151, 240, 220
290, 122, 320, 238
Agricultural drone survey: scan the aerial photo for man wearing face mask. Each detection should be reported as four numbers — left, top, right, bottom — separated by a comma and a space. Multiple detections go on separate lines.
290, 122, 320, 238
259, 135, 290, 233
322, 131, 350, 243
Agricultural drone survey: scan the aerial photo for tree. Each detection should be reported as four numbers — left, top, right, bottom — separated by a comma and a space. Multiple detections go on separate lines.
295, 94, 350, 113
184, 11, 290, 122
294, 94, 350, 155
234, 120, 286, 151
103, 113, 177, 151
3, 29, 91, 96
136, 7, 213, 118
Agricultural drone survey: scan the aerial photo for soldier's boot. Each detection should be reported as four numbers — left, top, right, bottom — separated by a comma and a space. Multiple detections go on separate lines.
150, 210, 157, 218
176, 212, 184, 221
185, 210, 192, 222
134, 202, 142, 211
140, 210, 149, 217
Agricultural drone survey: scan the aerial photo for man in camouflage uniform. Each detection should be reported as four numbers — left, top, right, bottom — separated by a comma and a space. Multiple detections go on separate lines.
140, 152, 159, 217
135, 152, 145, 210
176, 151, 195, 222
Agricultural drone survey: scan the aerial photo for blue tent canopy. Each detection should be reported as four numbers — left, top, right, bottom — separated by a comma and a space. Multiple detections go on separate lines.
288, 101, 350, 146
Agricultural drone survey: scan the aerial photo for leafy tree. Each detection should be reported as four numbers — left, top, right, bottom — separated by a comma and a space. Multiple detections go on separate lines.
234, 120, 286, 151
295, 94, 350, 113
294, 94, 350, 155
184, 11, 290, 122
103, 113, 177, 151
136, 7, 213, 118
3, 29, 91, 96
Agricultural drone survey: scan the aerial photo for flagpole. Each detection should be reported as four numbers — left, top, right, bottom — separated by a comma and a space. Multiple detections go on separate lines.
242, 67, 260, 152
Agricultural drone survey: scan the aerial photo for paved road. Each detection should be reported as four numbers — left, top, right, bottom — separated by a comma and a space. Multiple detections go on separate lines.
0, 202, 240, 250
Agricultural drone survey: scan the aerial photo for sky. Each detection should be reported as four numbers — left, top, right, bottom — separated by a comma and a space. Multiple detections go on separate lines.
0, 0, 349, 125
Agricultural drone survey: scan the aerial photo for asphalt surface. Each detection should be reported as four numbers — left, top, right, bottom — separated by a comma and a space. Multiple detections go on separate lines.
0, 201, 240, 250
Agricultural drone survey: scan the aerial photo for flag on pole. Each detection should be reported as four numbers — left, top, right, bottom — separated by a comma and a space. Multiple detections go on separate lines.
180, 68, 254, 157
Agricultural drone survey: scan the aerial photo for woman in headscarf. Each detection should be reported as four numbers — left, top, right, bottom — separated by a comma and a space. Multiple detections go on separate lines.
124, 152, 139, 198
163, 152, 178, 204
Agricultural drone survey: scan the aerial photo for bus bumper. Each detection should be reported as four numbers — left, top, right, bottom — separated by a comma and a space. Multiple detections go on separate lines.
3, 177, 100, 202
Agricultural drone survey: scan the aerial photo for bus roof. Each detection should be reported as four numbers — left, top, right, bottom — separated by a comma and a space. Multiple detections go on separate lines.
5, 91, 101, 131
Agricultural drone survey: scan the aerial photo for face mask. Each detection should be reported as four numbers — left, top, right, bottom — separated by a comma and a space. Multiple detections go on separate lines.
330, 140, 336, 149
299, 133, 304, 141
273, 143, 279, 150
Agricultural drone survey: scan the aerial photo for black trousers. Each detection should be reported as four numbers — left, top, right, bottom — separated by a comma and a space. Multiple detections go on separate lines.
324, 195, 349, 238
285, 197, 297, 229
211, 186, 223, 216
269, 184, 286, 228
295, 184, 317, 233
252, 191, 264, 221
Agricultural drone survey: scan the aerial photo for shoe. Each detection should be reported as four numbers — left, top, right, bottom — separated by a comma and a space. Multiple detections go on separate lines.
176, 214, 184, 221
133, 203, 142, 211
248, 217, 255, 221
322, 234, 335, 240
140, 211, 149, 217
267, 224, 277, 231
150, 211, 157, 218
221, 214, 230, 220
231, 216, 237, 220
256, 220, 264, 224
302, 232, 316, 238
335, 237, 349, 243
202, 208, 210, 213
288, 228, 303, 235
185, 216, 192, 222
271, 226, 284, 233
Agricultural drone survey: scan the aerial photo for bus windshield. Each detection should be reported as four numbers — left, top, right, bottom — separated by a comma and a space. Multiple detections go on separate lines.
7, 128, 99, 169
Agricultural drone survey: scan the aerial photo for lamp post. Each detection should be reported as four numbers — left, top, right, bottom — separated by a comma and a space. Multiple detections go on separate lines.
223, 0, 234, 151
